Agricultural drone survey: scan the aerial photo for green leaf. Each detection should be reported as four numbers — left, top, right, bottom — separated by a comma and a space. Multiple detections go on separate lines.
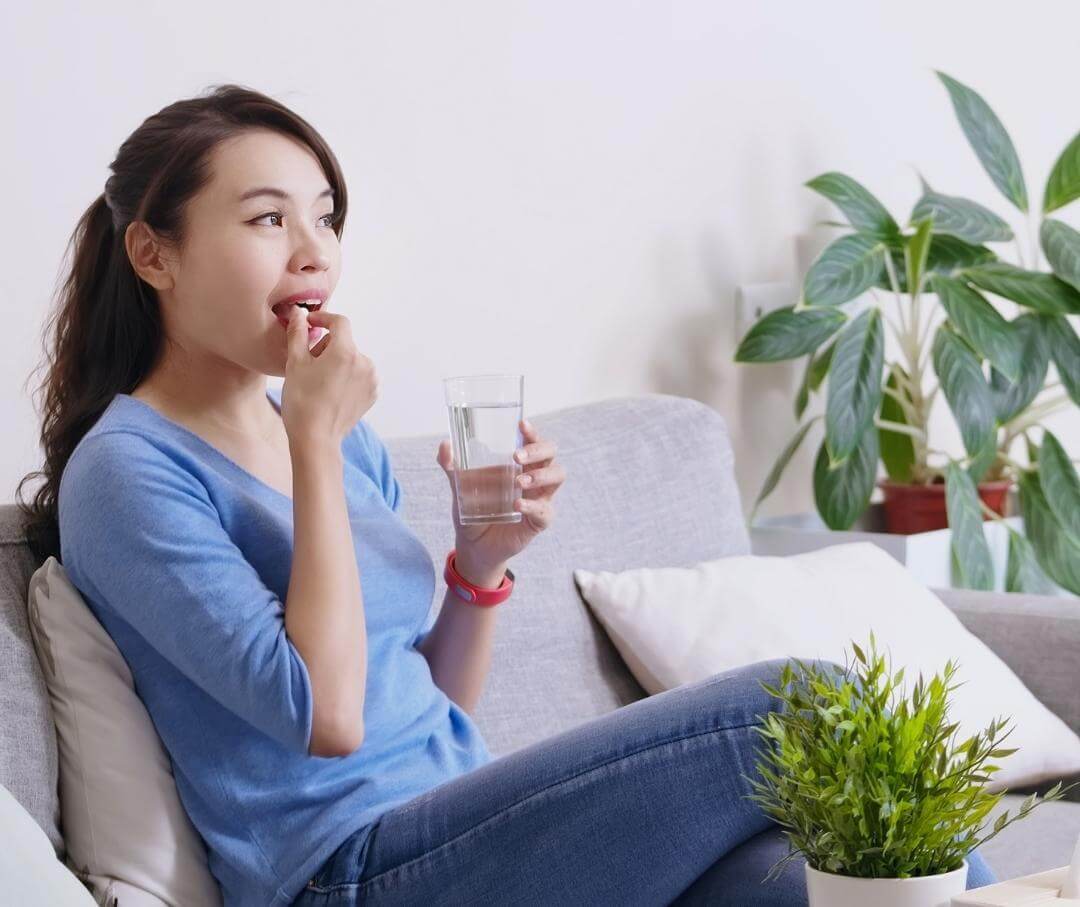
963, 262, 1080, 315
1018, 470, 1080, 595
1045, 316, 1080, 407
966, 434, 999, 485
795, 340, 836, 419
905, 218, 934, 296
735, 306, 847, 363
936, 71, 1028, 212
1044, 131, 1080, 214
806, 172, 901, 239
814, 428, 879, 530
1006, 529, 1057, 594
931, 275, 1023, 381
750, 418, 821, 524
879, 367, 915, 483
825, 309, 885, 463
991, 314, 1050, 423
805, 234, 888, 307
911, 180, 1013, 244
927, 235, 998, 273
876, 235, 996, 294
1040, 219, 1080, 294
932, 324, 996, 459
1039, 430, 1080, 547
945, 462, 995, 591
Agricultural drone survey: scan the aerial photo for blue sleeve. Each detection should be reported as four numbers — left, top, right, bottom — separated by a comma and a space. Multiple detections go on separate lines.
58, 431, 314, 755
358, 421, 403, 514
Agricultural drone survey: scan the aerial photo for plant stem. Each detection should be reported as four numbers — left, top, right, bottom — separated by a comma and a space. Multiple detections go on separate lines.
881, 383, 921, 424
875, 418, 927, 440
890, 364, 920, 397
998, 454, 1028, 473
1029, 207, 1041, 270
1014, 236, 1027, 269
978, 499, 1009, 525
1003, 394, 1071, 441
918, 310, 940, 355
874, 289, 907, 338
884, 310, 906, 343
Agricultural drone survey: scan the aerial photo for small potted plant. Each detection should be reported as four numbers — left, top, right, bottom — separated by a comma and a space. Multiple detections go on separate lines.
747, 635, 1074, 907
734, 70, 1080, 595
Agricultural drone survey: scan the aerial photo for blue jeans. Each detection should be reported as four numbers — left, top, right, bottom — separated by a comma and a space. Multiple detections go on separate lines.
292, 659, 996, 905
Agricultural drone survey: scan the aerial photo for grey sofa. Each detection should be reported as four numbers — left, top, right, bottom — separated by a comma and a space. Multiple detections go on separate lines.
2, 392, 1079, 898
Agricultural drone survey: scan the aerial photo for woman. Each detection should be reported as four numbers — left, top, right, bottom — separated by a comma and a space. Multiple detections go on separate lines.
18, 85, 995, 906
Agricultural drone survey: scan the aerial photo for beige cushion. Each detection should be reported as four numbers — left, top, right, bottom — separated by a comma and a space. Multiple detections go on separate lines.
575, 541, 1080, 791
0, 780, 98, 906
26, 557, 222, 907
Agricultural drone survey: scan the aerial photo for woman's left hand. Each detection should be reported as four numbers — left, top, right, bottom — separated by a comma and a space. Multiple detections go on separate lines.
436, 419, 564, 581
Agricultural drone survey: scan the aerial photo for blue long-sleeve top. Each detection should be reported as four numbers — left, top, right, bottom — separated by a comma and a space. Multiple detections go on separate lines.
57, 386, 493, 907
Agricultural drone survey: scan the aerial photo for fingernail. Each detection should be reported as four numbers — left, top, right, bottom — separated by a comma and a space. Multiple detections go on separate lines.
519, 474, 532, 486
515, 450, 527, 462
523, 419, 533, 430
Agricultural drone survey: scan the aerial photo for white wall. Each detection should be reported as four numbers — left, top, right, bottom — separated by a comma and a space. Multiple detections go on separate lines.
5, 0, 1079, 519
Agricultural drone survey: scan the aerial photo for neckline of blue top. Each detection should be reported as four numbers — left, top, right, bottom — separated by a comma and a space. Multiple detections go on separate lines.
111, 387, 296, 507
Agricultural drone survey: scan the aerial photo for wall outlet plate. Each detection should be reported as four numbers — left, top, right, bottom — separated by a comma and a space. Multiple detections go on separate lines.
735, 282, 797, 341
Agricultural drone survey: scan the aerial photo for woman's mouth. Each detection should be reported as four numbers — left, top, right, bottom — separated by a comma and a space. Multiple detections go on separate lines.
271, 300, 325, 343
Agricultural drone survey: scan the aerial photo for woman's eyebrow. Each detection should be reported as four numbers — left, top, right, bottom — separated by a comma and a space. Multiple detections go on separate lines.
236, 186, 335, 204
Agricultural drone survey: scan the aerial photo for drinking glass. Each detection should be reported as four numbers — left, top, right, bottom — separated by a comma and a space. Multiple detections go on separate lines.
443, 374, 525, 524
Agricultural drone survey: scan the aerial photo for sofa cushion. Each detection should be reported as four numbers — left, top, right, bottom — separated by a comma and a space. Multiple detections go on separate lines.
0, 781, 96, 906
982, 796, 1080, 882
574, 541, 1080, 790
26, 556, 222, 906
0, 504, 62, 857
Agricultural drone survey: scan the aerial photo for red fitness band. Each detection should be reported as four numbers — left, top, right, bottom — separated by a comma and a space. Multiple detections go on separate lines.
444, 549, 515, 606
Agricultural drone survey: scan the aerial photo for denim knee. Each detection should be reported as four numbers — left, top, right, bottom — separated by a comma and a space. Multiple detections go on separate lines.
741, 657, 846, 689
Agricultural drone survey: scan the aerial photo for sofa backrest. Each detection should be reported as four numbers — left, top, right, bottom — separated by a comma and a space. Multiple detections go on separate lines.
386, 393, 752, 756
0, 392, 751, 855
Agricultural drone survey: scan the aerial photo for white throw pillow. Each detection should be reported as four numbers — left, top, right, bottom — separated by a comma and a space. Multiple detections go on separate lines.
25, 556, 223, 907
0, 781, 98, 906
574, 541, 1080, 790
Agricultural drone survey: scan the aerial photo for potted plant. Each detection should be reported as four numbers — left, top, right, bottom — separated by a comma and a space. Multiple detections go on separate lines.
747, 635, 1074, 907
734, 70, 1080, 595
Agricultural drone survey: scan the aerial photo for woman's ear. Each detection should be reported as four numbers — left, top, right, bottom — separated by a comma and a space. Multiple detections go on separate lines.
125, 221, 176, 292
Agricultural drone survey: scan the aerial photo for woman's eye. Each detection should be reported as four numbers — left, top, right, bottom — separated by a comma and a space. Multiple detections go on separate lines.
252, 212, 337, 228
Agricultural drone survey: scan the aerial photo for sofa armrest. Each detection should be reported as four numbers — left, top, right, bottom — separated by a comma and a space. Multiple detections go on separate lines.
933, 586, 1080, 736
934, 586, 1080, 800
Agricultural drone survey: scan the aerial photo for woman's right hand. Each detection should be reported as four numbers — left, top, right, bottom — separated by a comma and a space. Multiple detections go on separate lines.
280, 306, 379, 448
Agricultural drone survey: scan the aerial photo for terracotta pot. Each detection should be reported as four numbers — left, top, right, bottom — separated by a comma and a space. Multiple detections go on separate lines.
878, 478, 1011, 535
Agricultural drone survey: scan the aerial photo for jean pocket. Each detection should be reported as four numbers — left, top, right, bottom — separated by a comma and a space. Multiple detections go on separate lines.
308, 823, 377, 891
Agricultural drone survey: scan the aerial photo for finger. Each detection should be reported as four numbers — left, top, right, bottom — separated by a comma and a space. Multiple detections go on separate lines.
437, 438, 454, 471
514, 439, 557, 467
286, 306, 310, 360
516, 463, 566, 494
304, 308, 354, 343
513, 496, 553, 530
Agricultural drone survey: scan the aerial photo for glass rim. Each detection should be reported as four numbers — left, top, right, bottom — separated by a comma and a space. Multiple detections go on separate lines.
442, 373, 524, 384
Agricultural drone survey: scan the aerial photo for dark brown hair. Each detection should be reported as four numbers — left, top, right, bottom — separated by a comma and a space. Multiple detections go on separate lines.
16, 84, 348, 563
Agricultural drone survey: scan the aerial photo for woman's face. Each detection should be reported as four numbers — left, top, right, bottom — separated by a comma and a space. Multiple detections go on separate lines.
153, 128, 341, 378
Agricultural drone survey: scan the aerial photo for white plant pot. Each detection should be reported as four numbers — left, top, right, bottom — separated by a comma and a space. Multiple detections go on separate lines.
749, 500, 1070, 596
806, 861, 968, 907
